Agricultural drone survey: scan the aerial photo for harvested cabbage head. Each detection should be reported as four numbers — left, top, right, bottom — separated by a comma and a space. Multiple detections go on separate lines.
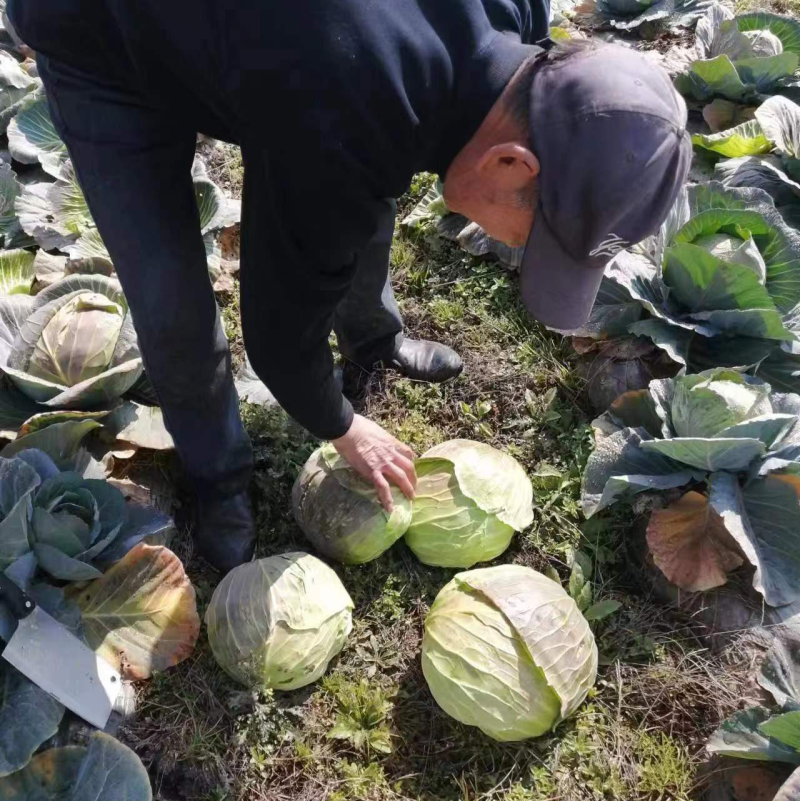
205, 552, 353, 690
406, 440, 533, 568
292, 443, 412, 564
422, 565, 598, 741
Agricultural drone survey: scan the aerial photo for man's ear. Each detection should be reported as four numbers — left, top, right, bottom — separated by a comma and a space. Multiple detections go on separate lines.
476, 143, 540, 192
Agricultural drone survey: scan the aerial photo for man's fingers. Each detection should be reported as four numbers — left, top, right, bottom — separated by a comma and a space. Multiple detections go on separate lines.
372, 470, 394, 512
392, 452, 417, 490
384, 461, 416, 501
396, 442, 416, 462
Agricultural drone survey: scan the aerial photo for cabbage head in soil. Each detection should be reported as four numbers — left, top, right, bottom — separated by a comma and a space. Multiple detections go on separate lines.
292, 443, 412, 564
405, 440, 534, 569
422, 565, 598, 742
573, 181, 800, 394
0, 274, 142, 433
676, 5, 800, 108
582, 368, 800, 607
701, 95, 800, 229
205, 552, 353, 691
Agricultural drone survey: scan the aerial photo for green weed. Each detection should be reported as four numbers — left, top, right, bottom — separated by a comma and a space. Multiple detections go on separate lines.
324, 677, 395, 756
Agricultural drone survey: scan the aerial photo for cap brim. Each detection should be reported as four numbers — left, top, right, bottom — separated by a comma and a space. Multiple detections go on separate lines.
520, 209, 606, 331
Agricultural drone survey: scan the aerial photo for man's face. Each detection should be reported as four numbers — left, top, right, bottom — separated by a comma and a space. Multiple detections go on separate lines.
465, 193, 536, 247
443, 142, 540, 248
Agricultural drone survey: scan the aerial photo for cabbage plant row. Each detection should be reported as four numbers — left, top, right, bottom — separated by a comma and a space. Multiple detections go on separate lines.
0, 45, 227, 797
0, 428, 200, 797
0, 55, 241, 454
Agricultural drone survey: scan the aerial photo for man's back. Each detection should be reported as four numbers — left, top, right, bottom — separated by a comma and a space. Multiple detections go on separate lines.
11, 0, 547, 184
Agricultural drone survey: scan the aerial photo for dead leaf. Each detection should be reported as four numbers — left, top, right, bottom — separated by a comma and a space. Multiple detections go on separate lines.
647, 491, 745, 592
68, 544, 200, 680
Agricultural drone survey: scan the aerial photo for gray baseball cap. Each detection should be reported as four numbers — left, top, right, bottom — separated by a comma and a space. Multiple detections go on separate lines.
520, 43, 691, 330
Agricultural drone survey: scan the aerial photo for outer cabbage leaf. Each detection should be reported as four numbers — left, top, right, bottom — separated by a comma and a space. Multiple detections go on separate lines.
68, 544, 199, 679
415, 440, 533, 530
593, 0, 713, 32
0, 51, 37, 135
756, 95, 800, 159
0, 732, 153, 801
646, 490, 745, 591
641, 436, 766, 471
710, 470, 800, 606
581, 427, 705, 516
402, 179, 447, 228
0, 249, 33, 298
7, 92, 68, 178
692, 120, 772, 158
708, 706, 800, 763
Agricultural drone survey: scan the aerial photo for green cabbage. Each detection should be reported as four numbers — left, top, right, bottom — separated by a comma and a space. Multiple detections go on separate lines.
292, 443, 412, 564
422, 565, 598, 741
405, 440, 533, 568
205, 552, 353, 691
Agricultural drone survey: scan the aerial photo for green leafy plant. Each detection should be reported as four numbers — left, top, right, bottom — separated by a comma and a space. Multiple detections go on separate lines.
0, 446, 168, 583
582, 368, 800, 607
405, 439, 534, 568
707, 640, 800, 800
292, 443, 412, 565
422, 564, 598, 741
205, 552, 353, 691
577, 181, 800, 393
592, 0, 711, 34
0, 439, 198, 788
0, 274, 174, 450
565, 550, 622, 623
675, 6, 800, 109
325, 678, 394, 755
704, 95, 800, 226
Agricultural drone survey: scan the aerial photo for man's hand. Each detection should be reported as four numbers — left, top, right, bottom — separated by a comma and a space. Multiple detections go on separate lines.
332, 415, 417, 512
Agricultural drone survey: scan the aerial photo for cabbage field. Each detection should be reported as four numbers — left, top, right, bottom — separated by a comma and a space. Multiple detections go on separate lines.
1, 0, 800, 799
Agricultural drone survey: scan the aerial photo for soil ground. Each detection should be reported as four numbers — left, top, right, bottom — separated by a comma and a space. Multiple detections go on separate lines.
119, 156, 763, 801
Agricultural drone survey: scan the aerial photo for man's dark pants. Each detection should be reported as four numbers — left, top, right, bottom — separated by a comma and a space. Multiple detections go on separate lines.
37, 56, 404, 500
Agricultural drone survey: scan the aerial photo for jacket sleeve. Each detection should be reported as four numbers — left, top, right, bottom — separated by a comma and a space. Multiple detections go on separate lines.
237, 147, 389, 442
484, 0, 551, 43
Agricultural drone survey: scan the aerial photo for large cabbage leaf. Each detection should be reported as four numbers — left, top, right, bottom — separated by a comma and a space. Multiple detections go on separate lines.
7, 92, 68, 179
0, 52, 37, 135
710, 470, 800, 606
592, 0, 713, 33
0, 732, 153, 800
417, 440, 533, 531
67, 543, 200, 680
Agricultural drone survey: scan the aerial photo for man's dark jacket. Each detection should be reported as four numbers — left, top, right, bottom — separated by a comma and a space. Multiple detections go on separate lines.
9, 0, 548, 440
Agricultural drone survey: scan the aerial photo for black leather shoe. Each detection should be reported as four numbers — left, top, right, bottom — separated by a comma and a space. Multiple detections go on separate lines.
388, 338, 463, 383
191, 492, 256, 575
